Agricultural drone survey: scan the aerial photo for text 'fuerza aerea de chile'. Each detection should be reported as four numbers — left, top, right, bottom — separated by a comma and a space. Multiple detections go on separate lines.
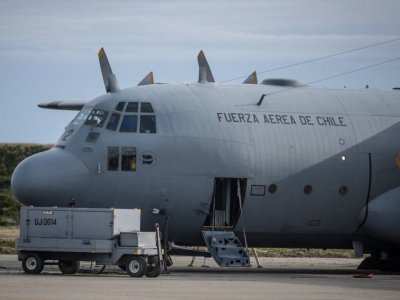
216, 112, 347, 127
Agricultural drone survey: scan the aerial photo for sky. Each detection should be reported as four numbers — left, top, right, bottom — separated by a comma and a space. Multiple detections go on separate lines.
0, 0, 400, 143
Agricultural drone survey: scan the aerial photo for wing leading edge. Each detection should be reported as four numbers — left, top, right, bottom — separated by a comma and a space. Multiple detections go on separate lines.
38, 100, 88, 111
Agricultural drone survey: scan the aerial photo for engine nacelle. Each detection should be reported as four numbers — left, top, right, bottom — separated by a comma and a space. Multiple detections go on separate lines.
360, 187, 400, 244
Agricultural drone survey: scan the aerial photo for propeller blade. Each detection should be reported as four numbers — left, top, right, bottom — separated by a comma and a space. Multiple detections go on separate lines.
98, 48, 120, 93
138, 72, 154, 86
197, 50, 215, 83
243, 71, 258, 84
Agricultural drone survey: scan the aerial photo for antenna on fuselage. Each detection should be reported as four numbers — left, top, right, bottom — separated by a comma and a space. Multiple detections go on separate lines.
138, 71, 155, 86
243, 71, 258, 84
98, 47, 120, 93
197, 50, 215, 83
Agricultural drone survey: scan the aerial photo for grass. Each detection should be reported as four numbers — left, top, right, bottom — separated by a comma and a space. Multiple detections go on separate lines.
0, 226, 355, 257
253, 248, 355, 258
0, 226, 18, 254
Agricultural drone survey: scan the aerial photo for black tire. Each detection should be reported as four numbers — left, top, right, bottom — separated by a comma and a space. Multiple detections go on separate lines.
126, 256, 147, 278
58, 260, 80, 274
145, 256, 161, 278
22, 253, 44, 274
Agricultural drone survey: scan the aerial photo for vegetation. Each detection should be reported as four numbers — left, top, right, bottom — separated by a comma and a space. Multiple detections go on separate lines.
0, 144, 51, 226
253, 248, 355, 258
0, 226, 19, 254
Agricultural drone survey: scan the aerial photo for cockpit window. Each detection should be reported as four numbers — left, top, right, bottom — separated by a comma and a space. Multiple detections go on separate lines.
121, 147, 136, 171
107, 147, 119, 171
84, 109, 109, 128
107, 146, 136, 172
85, 132, 100, 143
108, 101, 156, 134
141, 102, 154, 113
71, 108, 90, 126
140, 115, 156, 133
106, 113, 121, 131
115, 102, 126, 112
119, 115, 138, 132
126, 102, 139, 113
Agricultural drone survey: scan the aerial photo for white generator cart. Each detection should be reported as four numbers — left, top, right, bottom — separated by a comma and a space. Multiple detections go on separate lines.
16, 207, 161, 278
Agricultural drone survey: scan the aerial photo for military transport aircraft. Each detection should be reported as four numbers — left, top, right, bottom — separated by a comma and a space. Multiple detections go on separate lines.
11, 48, 400, 270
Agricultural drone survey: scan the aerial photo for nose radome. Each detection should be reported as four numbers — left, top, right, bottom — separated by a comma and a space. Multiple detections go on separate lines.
11, 148, 90, 207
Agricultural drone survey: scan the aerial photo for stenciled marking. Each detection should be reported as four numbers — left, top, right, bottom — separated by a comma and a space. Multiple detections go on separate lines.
34, 218, 57, 226
216, 112, 347, 127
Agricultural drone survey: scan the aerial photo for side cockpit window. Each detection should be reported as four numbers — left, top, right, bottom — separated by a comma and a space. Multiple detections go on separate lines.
85, 109, 109, 128
107, 146, 136, 172
107, 147, 119, 171
121, 147, 136, 171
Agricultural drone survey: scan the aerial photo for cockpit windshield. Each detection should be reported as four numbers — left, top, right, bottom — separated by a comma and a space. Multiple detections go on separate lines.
105, 101, 156, 134
84, 109, 109, 128
68, 108, 91, 127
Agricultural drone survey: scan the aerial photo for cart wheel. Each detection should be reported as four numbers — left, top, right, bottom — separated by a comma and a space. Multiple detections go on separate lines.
145, 256, 161, 278
22, 253, 44, 274
126, 256, 147, 277
58, 260, 80, 274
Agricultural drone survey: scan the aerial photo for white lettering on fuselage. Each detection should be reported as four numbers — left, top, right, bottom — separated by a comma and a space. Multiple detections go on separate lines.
217, 113, 259, 124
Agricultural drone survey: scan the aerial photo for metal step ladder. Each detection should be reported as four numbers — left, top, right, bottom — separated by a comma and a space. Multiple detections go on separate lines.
202, 231, 250, 267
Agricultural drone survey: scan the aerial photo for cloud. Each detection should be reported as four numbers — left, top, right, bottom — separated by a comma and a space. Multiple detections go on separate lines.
1, 0, 400, 143
1, 0, 399, 63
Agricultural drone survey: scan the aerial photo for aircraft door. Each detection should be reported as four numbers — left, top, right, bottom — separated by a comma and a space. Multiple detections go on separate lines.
203, 178, 246, 229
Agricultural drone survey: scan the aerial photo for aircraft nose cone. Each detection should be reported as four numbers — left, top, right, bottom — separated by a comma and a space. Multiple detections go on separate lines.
11, 148, 90, 207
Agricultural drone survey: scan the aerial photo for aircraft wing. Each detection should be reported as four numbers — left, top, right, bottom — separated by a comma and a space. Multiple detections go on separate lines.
38, 100, 88, 111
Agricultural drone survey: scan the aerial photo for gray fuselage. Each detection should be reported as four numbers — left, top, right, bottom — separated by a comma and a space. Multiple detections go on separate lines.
12, 82, 400, 251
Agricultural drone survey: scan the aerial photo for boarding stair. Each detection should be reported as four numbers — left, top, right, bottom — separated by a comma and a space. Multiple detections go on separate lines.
202, 230, 250, 267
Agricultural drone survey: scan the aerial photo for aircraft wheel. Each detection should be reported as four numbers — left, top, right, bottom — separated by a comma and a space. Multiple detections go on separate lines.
126, 256, 147, 277
58, 260, 80, 274
145, 256, 161, 278
22, 253, 44, 274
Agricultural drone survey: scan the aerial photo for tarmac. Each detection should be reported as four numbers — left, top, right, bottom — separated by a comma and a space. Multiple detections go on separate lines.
1, 255, 400, 300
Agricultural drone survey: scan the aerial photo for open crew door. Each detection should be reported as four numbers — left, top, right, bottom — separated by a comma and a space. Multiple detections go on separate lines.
203, 178, 247, 229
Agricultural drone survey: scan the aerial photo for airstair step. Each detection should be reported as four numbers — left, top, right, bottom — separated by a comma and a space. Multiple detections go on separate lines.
202, 230, 250, 267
